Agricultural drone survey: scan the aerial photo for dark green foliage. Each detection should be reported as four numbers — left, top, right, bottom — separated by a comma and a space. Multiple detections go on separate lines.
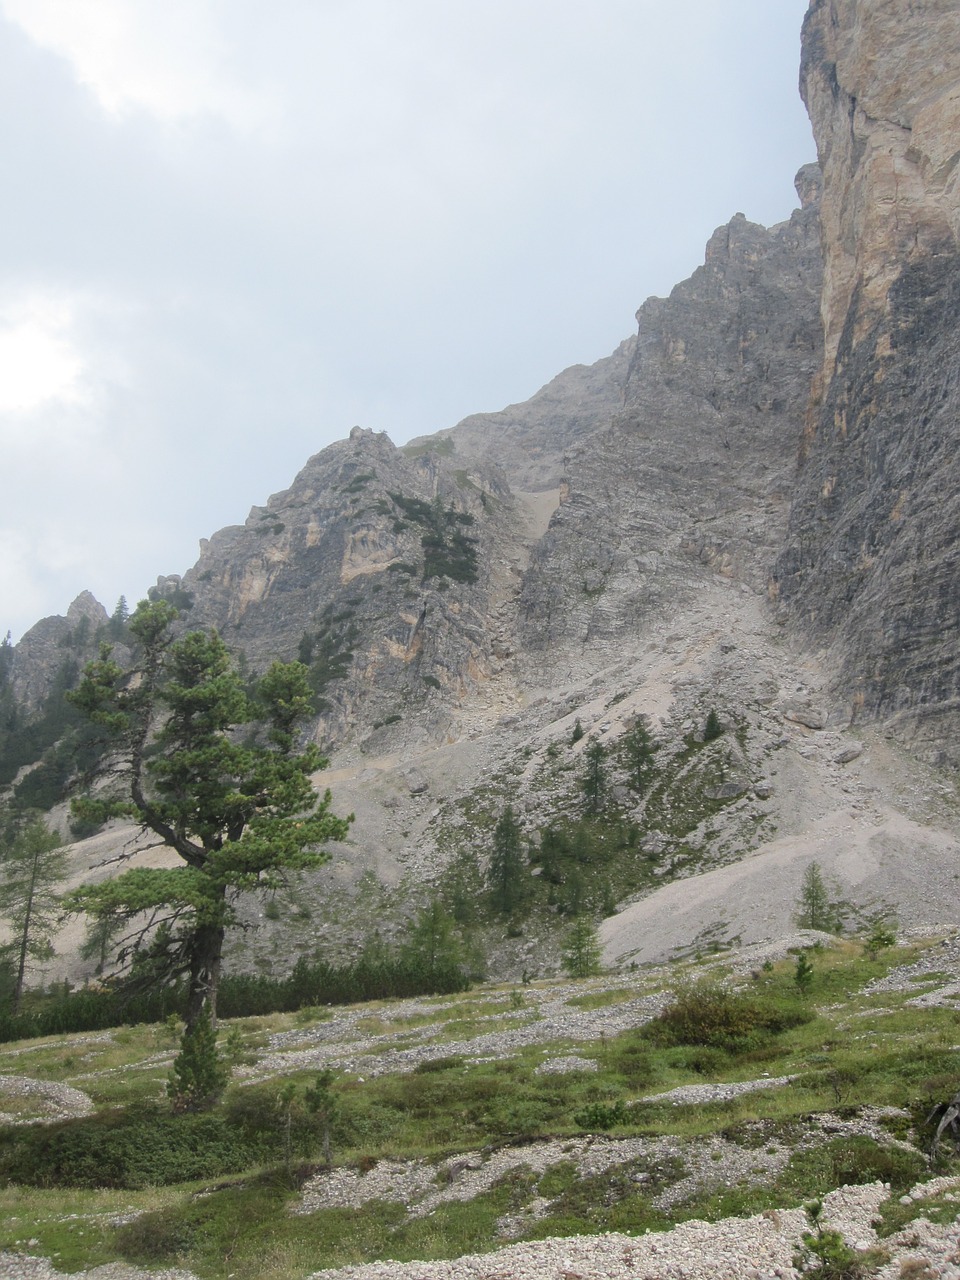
531, 820, 630, 917
66, 600, 352, 1030
795, 951, 815, 995
864, 918, 897, 956
570, 718, 584, 744
167, 1011, 228, 1111
388, 493, 479, 584
108, 596, 130, 641
786, 1136, 925, 1196
795, 1222, 865, 1280
561, 918, 603, 978
304, 1069, 339, 1166
703, 709, 723, 741
573, 1099, 626, 1130
619, 718, 655, 793
146, 582, 194, 612
298, 614, 360, 707
581, 739, 608, 817
398, 898, 466, 980
442, 847, 485, 925
645, 980, 811, 1052
0, 1104, 252, 1189
0, 816, 68, 1010
795, 863, 844, 932
486, 805, 529, 917
0, 1087, 336, 1189
0, 949, 471, 1044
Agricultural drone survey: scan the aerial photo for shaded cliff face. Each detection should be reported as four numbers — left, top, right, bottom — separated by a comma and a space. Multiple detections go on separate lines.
517, 176, 823, 674
176, 426, 527, 750
775, 0, 960, 763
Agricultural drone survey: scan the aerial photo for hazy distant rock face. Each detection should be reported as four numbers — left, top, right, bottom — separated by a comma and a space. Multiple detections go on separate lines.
10, 591, 108, 709
775, 0, 960, 763
517, 180, 823, 668
414, 338, 636, 494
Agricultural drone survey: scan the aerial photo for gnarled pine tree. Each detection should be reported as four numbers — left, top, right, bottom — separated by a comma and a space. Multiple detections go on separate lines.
67, 600, 352, 1030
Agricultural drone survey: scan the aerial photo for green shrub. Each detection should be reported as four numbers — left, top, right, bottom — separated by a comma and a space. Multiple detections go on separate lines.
167, 1012, 228, 1111
573, 1100, 627, 1131
0, 1105, 253, 1189
645, 980, 810, 1052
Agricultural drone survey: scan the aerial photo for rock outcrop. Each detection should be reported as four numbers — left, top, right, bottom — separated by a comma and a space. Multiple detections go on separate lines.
517, 173, 823, 674
775, 0, 960, 764
178, 425, 527, 749
9, 592, 109, 711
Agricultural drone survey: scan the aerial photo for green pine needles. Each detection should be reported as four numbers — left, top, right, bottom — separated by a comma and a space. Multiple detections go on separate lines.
167, 1010, 228, 1111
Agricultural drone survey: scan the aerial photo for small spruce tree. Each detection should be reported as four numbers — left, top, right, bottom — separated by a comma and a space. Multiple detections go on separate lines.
582, 739, 608, 818
562, 918, 603, 979
619, 718, 655, 793
487, 805, 528, 917
0, 816, 68, 1010
305, 1068, 339, 1167
795, 862, 841, 932
794, 951, 815, 996
168, 1010, 229, 1111
703, 709, 723, 741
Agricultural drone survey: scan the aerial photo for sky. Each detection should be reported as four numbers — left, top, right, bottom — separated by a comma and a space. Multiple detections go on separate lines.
0, 0, 813, 643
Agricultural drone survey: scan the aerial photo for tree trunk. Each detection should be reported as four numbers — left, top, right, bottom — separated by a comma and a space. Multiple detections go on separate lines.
13, 846, 40, 1013
185, 920, 225, 1031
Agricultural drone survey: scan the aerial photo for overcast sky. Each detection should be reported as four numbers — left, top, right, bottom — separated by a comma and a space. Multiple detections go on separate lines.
1, 0, 813, 643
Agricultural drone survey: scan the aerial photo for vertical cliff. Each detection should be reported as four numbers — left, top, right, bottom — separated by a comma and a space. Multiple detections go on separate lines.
518, 172, 823, 673
775, 0, 960, 764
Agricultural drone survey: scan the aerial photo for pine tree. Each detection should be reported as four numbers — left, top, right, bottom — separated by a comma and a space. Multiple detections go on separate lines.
795, 861, 840, 932
167, 1009, 229, 1111
562, 917, 603, 978
66, 600, 352, 1030
0, 816, 68, 1010
305, 1069, 339, 1167
400, 898, 463, 979
619, 718, 655, 793
582, 739, 608, 817
487, 805, 528, 916
703, 709, 723, 741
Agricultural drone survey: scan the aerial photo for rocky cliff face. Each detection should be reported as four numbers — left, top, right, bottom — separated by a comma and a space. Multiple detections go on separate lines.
517, 172, 823, 679
174, 425, 536, 750
775, 0, 960, 764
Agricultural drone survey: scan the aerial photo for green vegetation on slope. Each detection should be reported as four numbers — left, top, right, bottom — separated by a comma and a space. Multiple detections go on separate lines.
0, 937, 957, 1279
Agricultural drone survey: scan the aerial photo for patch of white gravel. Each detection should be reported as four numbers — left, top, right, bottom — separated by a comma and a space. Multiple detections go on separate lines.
0, 1261, 196, 1280
640, 1075, 796, 1106
0, 1075, 94, 1125
302, 1183, 898, 1280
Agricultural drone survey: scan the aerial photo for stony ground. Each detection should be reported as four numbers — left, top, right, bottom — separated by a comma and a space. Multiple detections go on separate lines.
3, 936, 960, 1279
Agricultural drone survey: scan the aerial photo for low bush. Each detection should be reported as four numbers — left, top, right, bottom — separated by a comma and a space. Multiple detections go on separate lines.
0, 1104, 254, 1189
644, 980, 811, 1053
0, 1086, 335, 1189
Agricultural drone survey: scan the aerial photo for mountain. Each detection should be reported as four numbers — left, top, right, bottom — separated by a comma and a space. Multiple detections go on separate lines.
5, 0, 960, 982
775, 0, 960, 766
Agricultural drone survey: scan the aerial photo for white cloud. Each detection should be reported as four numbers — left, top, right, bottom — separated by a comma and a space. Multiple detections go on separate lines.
0, 296, 88, 415
0, 0, 272, 127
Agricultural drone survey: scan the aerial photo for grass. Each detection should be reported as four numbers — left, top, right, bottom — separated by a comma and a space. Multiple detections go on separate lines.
0, 938, 958, 1277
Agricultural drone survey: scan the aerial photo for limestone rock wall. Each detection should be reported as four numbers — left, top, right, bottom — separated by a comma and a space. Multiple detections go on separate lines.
518, 178, 823, 672
776, 0, 960, 763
